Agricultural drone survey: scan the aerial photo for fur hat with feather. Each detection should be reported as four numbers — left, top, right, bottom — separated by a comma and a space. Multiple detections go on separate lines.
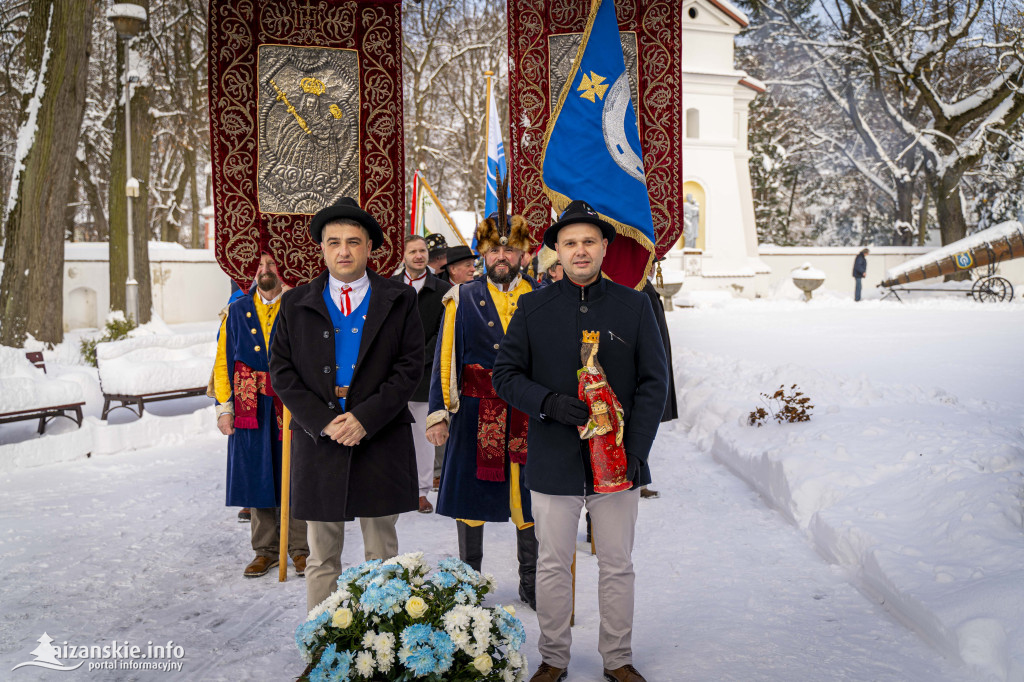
474, 170, 533, 254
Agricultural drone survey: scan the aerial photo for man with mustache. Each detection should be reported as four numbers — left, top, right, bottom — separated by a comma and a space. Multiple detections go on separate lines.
214, 253, 309, 578
425, 208, 539, 610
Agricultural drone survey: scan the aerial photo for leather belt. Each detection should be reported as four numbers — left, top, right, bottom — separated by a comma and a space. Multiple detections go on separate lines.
334, 385, 349, 399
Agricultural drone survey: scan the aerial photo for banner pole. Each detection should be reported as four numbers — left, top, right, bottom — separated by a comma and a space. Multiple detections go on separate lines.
279, 408, 292, 582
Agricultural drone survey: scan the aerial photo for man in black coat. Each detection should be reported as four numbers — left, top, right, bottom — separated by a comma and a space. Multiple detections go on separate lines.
853, 247, 869, 301
270, 197, 424, 611
492, 200, 668, 682
391, 233, 451, 514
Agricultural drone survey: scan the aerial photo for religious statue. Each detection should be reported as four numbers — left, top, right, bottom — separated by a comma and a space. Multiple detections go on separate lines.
577, 331, 630, 494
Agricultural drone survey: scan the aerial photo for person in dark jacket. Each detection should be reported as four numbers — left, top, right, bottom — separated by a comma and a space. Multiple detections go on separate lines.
492, 200, 668, 682
270, 197, 424, 612
853, 248, 869, 301
392, 234, 451, 514
426, 233, 449, 282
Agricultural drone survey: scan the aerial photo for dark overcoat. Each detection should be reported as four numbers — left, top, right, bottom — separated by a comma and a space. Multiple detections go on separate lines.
390, 270, 451, 402
642, 281, 678, 422
270, 269, 424, 521
492, 276, 669, 496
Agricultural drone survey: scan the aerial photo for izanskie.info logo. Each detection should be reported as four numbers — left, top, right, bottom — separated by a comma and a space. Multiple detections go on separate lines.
12, 632, 186, 673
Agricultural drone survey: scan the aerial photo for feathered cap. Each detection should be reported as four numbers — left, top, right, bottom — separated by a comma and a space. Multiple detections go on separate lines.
474, 170, 532, 254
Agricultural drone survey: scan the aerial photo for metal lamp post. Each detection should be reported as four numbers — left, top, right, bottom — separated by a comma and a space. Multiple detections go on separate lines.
107, 3, 147, 322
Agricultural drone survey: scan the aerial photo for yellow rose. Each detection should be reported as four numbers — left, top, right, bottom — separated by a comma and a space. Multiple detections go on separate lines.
472, 654, 493, 674
405, 596, 428, 619
503, 604, 516, 617
332, 607, 353, 629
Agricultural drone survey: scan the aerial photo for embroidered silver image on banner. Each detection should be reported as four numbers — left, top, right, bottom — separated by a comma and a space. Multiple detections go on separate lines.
548, 32, 639, 116
257, 45, 359, 215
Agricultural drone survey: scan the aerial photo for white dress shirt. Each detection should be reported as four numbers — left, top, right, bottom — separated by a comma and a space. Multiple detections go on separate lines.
328, 271, 370, 315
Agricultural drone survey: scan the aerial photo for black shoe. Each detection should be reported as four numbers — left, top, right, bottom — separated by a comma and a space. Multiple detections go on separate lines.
237, 507, 251, 522
456, 520, 483, 572
517, 525, 537, 610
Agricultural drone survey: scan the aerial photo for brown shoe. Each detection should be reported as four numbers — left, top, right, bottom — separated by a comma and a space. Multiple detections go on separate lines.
603, 664, 647, 682
640, 487, 660, 499
237, 507, 251, 522
529, 663, 567, 682
291, 554, 308, 577
418, 496, 434, 513
243, 555, 278, 578
432, 476, 440, 491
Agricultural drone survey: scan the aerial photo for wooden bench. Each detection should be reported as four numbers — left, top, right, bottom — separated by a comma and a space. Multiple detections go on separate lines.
95, 333, 216, 420
0, 351, 85, 434
101, 387, 208, 420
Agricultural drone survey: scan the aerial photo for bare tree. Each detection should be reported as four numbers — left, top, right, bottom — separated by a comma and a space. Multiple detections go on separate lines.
0, 0, 97, 347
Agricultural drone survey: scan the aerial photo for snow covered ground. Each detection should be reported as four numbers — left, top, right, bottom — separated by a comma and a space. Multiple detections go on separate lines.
1, 293, 1020, 680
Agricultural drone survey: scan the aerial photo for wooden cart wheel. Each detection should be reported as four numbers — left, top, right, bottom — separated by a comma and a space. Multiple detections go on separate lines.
972, 276, 1013, 303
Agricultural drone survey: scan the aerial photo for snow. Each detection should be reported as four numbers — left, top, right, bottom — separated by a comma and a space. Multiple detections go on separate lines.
791, 262, 826, 281
1, 298, 1021, 680
0, 347, 84, 413
95, 332, 216, 395
106, 3, 148, 22
885, 221, 1024, 282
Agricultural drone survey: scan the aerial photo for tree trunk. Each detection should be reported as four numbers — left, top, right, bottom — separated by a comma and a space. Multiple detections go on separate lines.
188, 147, 201, 248
932, 172, 971, 280
0, 0, 97, 347
917, 190, 929, 246
109, 32, 154, 324
76, 152, 109, 241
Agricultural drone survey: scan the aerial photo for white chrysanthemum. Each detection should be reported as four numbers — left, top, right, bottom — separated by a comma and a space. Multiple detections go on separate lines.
376, 649, 395, 673
484, 573, 497, 590
450, 629, 472, 652
412, 576, 425, 586
355, 650, 376, 677
396, 552, 424, 570
362, 631, 377, 648
508, 650, 523, 668
374, 631, 396, 654
502, 667, 516, 682
444, 606, 471, 631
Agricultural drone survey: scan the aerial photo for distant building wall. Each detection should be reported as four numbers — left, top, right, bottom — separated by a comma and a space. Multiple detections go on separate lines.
63, 243, 232, 330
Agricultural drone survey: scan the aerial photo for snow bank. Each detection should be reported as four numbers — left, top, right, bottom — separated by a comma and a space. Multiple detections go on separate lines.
96, 332, 216, 395
0, 347, 85, 413
671, 329, 1024, 681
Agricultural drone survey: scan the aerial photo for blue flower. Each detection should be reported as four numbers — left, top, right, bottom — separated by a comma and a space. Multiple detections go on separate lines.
310, 644, 353, 681
495, 610, 526, 650
399, 624, 455, 675
296, 612, 331, 654
430, 571, 457, 589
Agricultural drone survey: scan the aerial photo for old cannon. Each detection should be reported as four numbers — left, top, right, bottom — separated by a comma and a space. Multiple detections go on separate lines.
880, 221, 1024, 303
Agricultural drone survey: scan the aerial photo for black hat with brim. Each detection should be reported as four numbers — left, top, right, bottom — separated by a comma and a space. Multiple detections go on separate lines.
543, 199, 616, 249
445, 245, 476, 266
309, 197, 384, 250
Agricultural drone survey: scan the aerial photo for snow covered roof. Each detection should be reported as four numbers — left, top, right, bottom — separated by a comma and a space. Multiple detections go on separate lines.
884, 221, 1024, 282
701, 0, 750, 28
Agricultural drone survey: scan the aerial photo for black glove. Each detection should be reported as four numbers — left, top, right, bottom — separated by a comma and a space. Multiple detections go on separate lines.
542, 393, 589, 426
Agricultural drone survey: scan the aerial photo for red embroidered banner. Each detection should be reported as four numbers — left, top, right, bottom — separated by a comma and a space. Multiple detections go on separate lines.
507, 0, 683, 257
208, 0, 405, 288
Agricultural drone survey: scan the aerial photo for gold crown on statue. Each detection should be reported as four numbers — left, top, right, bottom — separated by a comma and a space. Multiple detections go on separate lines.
581, 331, 600, 344
300, 77, 326, 95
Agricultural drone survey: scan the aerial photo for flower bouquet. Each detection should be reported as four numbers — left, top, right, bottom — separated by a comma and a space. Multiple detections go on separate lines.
296, 552, 528, 681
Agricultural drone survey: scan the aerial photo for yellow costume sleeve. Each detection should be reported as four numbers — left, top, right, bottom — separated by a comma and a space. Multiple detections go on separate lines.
213, 314, 232, 406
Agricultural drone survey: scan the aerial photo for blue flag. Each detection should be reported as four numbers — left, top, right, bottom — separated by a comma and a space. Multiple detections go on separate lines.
484, 81, 508, 221
541, 0, 655, 288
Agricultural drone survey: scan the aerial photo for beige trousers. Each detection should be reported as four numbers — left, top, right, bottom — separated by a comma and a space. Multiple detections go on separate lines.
305, 515, 399, 612
250, 507, 308, 557
531, 488, 640, 670
409, 401, 434, 496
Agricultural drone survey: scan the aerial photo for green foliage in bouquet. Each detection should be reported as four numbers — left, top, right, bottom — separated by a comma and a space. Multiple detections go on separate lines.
296, 553, 528, 682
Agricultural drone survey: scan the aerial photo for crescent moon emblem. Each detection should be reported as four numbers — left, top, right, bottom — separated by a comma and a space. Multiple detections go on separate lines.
601, 72, 646, 184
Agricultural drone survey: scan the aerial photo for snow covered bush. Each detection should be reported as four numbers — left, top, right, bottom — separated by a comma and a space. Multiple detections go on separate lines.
79, 312, 136, 367
748, 384, 813, 426
297, 553, 528, 681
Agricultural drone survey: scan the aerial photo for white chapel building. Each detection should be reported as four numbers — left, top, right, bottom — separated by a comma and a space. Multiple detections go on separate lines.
665, 0, 770, 296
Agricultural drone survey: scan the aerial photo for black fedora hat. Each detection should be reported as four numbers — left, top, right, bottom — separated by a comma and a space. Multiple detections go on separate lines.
309, 197, 384, 250
445, 245, 476, 266
543, 200, 616, 249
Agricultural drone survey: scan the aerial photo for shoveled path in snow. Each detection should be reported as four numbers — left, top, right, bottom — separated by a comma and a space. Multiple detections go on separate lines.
0, 418, 970, 681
